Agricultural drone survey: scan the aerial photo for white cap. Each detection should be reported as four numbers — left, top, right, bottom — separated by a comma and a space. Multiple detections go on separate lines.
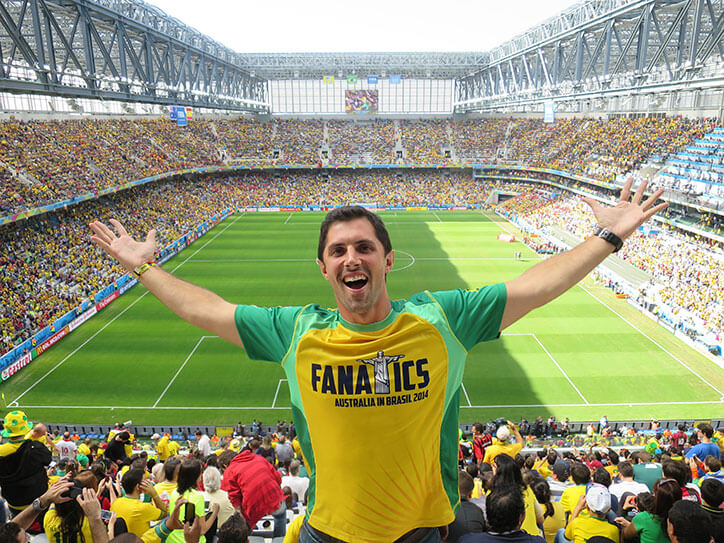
496, 425, 511, 442
151, 433, 161, 440
586, 484, 611, 514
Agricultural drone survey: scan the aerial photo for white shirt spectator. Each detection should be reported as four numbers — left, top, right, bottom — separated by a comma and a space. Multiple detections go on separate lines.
609, 480, 650, 501
56, 438, 77, 460
197, 434, 211, 457
281, 474, 310, 505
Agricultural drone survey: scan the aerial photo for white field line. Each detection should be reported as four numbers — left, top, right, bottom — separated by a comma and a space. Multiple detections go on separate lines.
502, 333, 589, 405
12, 400, 722, 410
9, 215, 243, 406
461, 400, 724, 409
460, 382, 473, 407
284, 213, 292, 224
272, 379, 288, 408
496, 212, 724, 400
579, 283, 724, 398
478, 209, 515, 236
432, 212, 443, 223
153, 336, 214, 408
190, 257, 527, 263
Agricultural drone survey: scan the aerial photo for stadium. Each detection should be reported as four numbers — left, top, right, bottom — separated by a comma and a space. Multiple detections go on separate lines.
1, 0, 724, 541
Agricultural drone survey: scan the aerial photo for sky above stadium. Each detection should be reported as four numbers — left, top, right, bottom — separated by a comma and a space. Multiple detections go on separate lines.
145, 0, 579, 53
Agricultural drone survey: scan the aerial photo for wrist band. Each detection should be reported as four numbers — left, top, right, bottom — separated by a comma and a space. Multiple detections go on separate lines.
156, 520, 171, 538
594, 228, 623, 253
132, 261, 157, 279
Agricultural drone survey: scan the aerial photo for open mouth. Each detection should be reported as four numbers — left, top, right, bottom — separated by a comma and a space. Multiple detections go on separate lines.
343, 275, 368, 290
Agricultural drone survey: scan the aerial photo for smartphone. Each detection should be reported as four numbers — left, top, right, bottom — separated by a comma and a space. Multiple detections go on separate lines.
184, 502, 195, 523
100, 510, 112, 521
204, 501, 210, 514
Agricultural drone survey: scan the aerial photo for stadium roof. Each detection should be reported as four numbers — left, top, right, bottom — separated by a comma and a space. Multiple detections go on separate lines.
234, 52, 489, 80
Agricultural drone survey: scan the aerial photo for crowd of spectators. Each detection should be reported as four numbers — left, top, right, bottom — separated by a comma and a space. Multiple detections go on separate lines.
2, 414, 723, 543
0, 119, 220, 214
496, 188, 724, 338
0, 179, 242, 355
2, 169, 722, 357
1, 116, 719, 216
327, 119, 396, 163
399, 120, 450, 164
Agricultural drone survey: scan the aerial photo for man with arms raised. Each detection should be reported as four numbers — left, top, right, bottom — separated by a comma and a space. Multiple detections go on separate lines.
90, 180, 666, 543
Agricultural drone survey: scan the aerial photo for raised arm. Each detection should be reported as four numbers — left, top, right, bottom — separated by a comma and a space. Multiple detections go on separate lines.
89, 219, 242, 347
500, 179, 667, 330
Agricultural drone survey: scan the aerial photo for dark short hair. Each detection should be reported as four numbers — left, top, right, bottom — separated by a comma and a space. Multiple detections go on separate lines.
217, 513, 249, 543
667, 499, 712, 543
618, 461, 634, 478
163, 457, 181, 481
0, 522, 22, 543
317, 206, 392, 261
486, 486, 525, 533
662, 460, 690, 486
121, 468, 145, 495
459, 471, 474, 498
701, 478, 724, 507
570, 462, 591, 485
697, 422, 714, 438
593, 467, 611, 487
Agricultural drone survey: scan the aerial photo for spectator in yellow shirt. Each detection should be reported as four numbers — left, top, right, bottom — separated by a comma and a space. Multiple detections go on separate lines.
483, 422, 524, 465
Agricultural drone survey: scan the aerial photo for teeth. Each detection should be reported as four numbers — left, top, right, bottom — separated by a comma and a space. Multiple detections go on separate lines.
344, 275, 366, 283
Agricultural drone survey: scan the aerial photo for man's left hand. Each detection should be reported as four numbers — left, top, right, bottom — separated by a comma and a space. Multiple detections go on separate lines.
582, 178, 668, 240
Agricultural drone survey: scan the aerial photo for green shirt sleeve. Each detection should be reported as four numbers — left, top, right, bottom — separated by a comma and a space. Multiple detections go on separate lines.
427, 283, 507, 350
235, 305, 303, 363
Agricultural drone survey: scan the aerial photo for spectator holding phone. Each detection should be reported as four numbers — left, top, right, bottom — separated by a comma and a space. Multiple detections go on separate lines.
43, 471, 101, 543
111, 468, 166, 537
167, 459, 218, 543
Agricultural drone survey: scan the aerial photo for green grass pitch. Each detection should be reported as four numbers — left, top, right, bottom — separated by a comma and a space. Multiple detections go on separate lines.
2, 210, 723, 426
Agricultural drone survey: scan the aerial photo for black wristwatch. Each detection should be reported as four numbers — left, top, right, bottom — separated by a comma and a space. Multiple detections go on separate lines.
594, 227, 623, 253
32, 497, 48, 512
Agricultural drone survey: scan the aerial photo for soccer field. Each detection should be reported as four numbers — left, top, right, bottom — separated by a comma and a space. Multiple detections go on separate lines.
2, 210, 723, 426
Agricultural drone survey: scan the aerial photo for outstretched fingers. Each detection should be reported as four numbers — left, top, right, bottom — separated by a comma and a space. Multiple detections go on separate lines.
631, 179, 648, 205
109, 219, 129, 237
619, 178, 633, 203
641, 187, 666, 210
643, 201, 669, 221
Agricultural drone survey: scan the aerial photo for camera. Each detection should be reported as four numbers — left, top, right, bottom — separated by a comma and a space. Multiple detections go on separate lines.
63, 484, 83, 500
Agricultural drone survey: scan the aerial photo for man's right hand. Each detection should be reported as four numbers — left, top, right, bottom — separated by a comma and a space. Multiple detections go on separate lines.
90, 219, 156, 272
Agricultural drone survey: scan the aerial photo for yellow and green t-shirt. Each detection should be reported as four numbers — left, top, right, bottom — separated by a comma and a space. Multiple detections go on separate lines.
235, 284, 506, 543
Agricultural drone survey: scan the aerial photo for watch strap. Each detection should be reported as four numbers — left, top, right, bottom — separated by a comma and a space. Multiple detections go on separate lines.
132, 261, 157, 279
594, 227, 623, 253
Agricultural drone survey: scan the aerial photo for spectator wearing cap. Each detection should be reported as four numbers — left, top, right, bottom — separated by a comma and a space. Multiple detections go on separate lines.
609, 461, 649, 502
0, 411, 52, 517
700, 478, 724, 542
548, 461, 572, 502
483, 422, 524, 465
459, 485, 545, 543
666, 499, 713, 543
563, 485, 619, 543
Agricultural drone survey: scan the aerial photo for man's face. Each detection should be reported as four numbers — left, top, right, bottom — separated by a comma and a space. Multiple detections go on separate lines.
318, 217, 394, 324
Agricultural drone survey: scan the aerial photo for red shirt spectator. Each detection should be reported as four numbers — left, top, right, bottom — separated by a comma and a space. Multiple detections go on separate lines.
221, 450, 284, 527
